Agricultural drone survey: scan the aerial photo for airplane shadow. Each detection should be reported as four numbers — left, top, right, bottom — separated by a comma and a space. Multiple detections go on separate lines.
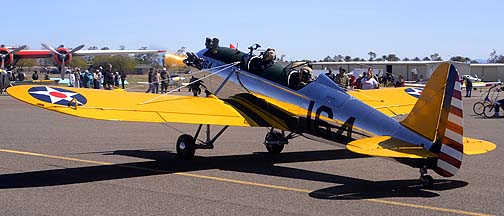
0, 149, 468, 199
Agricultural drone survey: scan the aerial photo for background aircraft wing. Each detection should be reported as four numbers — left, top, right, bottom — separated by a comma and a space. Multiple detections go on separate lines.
14, 50, 52, 59
347, 87, 418, 117
73, 50, 165, 56
13, 49, 165, 59
7, 85, 254, 127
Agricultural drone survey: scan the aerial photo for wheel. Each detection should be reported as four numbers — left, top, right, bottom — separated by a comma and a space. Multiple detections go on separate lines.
176, 134, 196, 160
265, 131, 285, 154
420, 175, 434, 189
266, 143, 284, 154
473, 102, 485, 115
483, 104, 496, 118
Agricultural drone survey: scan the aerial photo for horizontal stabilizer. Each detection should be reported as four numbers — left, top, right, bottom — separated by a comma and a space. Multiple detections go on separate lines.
347, 136, 437, 158
463, 138, 496, 155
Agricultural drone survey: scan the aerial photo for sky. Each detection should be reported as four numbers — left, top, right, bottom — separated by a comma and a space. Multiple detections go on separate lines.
4, 0, 503, 61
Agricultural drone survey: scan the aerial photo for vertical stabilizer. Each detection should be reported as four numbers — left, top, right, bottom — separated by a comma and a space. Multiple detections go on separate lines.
400, 63, 463, 177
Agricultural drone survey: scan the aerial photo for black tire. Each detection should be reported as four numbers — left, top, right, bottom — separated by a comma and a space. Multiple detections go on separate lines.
421, 175, 434, 189
265, 131, 285, 154
473, 102, 485, 115
483, 104, 496, 118
176, 134, 196, 160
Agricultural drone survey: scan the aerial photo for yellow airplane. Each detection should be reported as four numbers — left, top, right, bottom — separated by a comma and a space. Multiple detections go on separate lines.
7, 38, 495, 188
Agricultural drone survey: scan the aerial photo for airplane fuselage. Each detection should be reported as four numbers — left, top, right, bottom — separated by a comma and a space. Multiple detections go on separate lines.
196, 48, 434, 150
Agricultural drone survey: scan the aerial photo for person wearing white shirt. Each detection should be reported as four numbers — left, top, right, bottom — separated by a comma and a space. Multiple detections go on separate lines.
360, 68, 379, 90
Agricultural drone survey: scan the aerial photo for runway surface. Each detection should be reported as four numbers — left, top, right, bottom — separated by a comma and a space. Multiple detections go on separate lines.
0, 89, 502, 216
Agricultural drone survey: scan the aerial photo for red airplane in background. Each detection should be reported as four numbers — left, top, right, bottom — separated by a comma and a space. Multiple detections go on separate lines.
0, 44, 165, 78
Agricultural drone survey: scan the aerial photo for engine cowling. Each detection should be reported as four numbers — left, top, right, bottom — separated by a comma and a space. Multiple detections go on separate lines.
52, 47, 72, 68
0, 47, 14, 67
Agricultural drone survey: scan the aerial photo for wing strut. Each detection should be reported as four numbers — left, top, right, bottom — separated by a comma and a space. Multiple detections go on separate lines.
140, 61, 239, 105
214, 68, 235, 96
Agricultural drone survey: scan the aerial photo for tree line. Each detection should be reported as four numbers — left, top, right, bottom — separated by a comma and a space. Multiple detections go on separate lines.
315, 49, 504, 64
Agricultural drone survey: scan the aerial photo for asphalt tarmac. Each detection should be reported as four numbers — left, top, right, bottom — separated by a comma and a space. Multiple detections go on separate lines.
0, 88, 502, 216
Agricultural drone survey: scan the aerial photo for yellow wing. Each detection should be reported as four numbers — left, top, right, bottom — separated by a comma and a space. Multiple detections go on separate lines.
7, 85, 253, 127
347, 87, 418, 117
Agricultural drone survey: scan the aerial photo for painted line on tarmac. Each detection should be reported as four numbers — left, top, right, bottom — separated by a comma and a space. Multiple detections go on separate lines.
0, 149, 493, 216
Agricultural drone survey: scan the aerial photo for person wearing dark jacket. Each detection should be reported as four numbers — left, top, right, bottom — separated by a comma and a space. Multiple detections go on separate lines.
145, 68, 154, 93
120, 71, 127, 89
465, 77, 473, 97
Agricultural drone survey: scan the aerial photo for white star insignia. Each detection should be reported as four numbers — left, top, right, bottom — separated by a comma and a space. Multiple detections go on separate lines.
29, 86, 83, 105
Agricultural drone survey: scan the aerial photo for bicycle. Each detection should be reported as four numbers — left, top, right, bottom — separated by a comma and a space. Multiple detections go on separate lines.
482, 85, 504, 118
483, 103, 502, 118
473, 83, 502, 115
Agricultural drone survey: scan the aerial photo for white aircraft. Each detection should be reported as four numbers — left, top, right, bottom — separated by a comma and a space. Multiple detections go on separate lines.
463, 74, 482, 82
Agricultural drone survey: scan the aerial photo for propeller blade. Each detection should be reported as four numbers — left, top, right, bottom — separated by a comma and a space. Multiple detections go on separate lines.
60, 56, 66, 79
1, 56, 5, 69
70, 44, 85, 54
10, 45, 27, 54
41, 43, 59, 54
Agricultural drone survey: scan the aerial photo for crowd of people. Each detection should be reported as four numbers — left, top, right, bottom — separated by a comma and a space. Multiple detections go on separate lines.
7, 64, 128, 90
65, 64, 127, 90
325, 67, 406, 90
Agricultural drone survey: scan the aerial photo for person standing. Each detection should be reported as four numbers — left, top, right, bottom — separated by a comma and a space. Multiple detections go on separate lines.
325, 68, 335, 81
17, 68, 25, 81
98, 68, 104, 89
145, 68, 154, 93
394, 75, 405, 87
160, 68, 168, 93
360, 68, 379, 90
114, 72, 120, 87
73, 68, 81, 88
188, 76, 207, 96
104, 69, 114, 90
93, 70, 100, 89
120, 71, 127, 89
68, 70, 76, 87
82, 70, 90, 88
465, 77, 473, 97
153, 69, 161, 94
335, 67, 348, 88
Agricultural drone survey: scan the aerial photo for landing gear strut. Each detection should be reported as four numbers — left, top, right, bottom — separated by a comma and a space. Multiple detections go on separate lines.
176, 124, 229, 159
419, 167, 434, 189
263, 128, 297, 154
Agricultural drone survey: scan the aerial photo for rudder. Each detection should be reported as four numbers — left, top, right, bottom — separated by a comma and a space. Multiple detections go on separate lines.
400, 63, 464, 177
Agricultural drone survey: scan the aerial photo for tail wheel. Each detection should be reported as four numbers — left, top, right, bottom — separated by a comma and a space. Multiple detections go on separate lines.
472, 102, 485, 115
420, 175, 434, 189
483, 104, 496, 118
176, 134, 196, 160
264, 131, 285, 154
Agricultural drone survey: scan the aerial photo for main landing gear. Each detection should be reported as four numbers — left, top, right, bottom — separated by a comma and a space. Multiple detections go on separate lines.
176, 126, 298, 159
263, 128, 297, 154
176, 124, 229, 159
419, 167, 434, 189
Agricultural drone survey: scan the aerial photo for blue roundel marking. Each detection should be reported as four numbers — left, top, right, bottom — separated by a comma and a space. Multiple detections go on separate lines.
404, 88, 423, 98
28, 86, 87, 106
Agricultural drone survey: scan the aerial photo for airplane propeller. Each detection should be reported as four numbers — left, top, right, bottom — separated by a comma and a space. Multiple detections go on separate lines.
1, 45, 27, 70
41, 43, 85, 79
